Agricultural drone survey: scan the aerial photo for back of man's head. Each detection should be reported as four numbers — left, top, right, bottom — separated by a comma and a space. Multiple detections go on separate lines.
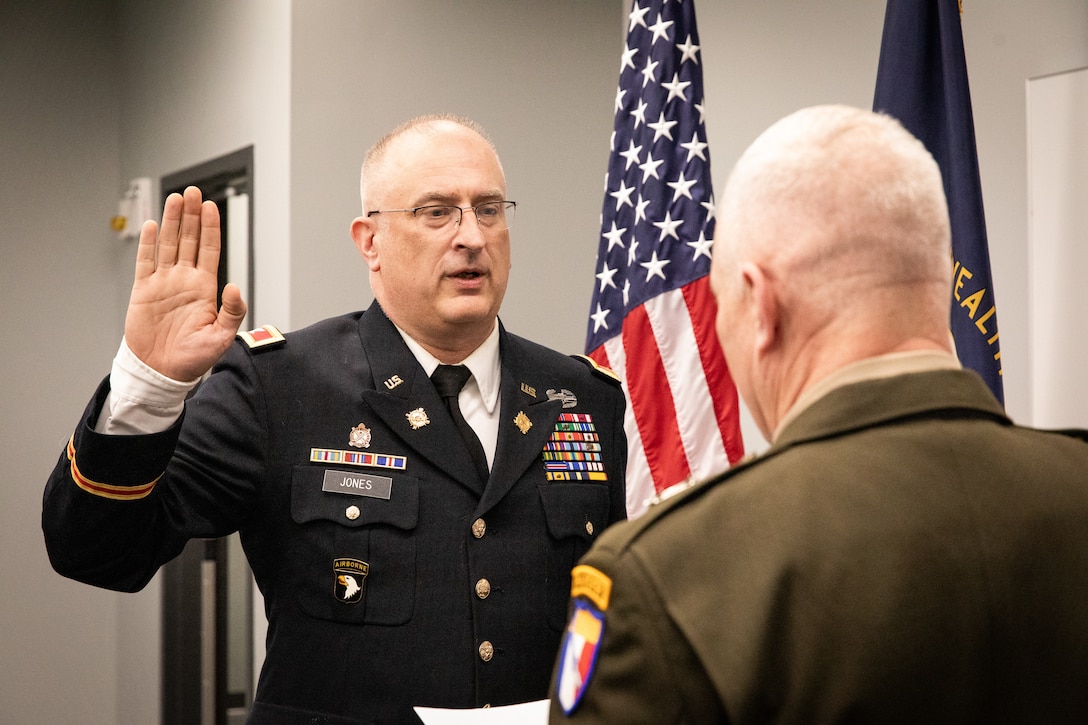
722, 103, 953, 361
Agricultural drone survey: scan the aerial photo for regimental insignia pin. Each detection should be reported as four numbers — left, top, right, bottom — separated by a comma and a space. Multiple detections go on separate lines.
348, 423, 372, 449
333, 558, 369, 604
547, 388, 579, 409
384, 375, 404, 390
514, 411, 533, 434
238, 325, 286, 349
406, 408, 430, 430
521, 382, 537, 398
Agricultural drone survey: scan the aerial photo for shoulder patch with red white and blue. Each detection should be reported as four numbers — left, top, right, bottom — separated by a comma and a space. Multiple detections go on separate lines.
238, 325, 285, 350
555, 565, 613, 714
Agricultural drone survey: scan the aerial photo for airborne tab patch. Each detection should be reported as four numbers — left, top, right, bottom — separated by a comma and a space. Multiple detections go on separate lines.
570, 564, 612, 611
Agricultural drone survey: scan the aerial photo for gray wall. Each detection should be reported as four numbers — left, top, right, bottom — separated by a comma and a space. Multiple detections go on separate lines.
287, 1, 622, 349
1, 1, 130, 721
2, 1, 1086, 722
694, 1, 1088, 435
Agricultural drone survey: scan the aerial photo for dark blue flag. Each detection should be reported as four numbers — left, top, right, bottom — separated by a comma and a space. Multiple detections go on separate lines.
874, 0, 1004, 404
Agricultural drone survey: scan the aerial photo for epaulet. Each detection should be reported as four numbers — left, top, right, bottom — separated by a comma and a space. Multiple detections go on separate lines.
571, 354, 622, 385
644, 476, 701, 509
238, 324, 286, 351
592, 477, 709, 555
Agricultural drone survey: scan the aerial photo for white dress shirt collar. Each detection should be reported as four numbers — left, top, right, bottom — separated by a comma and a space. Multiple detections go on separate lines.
393, 322, 502, 415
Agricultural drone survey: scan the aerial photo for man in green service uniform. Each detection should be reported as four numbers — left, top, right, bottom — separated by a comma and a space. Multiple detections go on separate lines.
549, 104, 1088, 723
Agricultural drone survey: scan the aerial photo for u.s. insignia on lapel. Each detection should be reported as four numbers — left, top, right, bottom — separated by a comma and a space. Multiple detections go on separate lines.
349, 423, 372, 449
406, 408, 430, 430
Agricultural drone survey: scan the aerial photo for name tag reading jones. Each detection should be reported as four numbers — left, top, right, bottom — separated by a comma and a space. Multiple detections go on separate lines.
322, 469, 393, 499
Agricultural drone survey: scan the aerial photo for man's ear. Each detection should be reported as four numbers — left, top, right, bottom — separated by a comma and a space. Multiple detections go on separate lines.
350, 216, 380, 271
740, 261, 778, 355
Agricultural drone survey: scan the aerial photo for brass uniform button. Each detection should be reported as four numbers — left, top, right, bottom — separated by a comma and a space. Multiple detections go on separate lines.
585, 521, 594, 535
475, 578, 491, 599
472, 518, 487, 538
345, 505, 361, 521
478, 640, 494, 662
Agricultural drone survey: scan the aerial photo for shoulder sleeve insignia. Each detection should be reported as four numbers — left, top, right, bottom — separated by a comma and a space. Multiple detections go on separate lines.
238, 325, 286, 350
556, 598, 606, 715
571, 354, 622, 385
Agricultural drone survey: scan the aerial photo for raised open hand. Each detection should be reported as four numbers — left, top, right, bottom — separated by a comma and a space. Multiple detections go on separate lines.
124, 186, 248, 381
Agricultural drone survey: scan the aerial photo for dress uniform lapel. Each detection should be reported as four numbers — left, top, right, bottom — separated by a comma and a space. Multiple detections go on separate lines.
356, 304, 485, 496
476, 331, 563, 516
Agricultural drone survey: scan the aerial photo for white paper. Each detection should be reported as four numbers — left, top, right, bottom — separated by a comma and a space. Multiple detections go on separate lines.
414, 698, 549, 724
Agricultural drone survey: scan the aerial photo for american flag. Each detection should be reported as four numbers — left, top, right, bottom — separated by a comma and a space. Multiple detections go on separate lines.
586, 0, 744, 517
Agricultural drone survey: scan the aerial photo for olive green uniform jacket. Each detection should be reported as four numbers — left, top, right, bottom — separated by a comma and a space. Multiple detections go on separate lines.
550, 368, 1088, 724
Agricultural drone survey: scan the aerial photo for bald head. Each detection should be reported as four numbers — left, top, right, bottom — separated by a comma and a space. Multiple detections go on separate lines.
711, 105, 955, 438
349, 114, 512, 362
717, 104, 951, 314
360, 114, 502, 213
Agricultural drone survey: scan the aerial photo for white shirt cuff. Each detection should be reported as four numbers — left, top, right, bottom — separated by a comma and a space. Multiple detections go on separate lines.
94, 338, 201, 435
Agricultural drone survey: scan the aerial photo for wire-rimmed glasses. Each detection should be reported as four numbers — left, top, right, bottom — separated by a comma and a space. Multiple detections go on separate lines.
367, 201, 517, 231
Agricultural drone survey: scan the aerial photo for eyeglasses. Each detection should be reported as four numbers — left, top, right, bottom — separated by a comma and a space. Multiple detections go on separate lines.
367, 201, 517, 231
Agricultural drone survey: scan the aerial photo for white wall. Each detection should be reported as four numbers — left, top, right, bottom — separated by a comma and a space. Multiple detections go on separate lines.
2, 1, 1086, 721
959, 3, 1088, 425
1027, 66, 1088, 430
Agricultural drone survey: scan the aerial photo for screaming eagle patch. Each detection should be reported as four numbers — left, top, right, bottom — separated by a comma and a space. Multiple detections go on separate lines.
333, 558, 369, 604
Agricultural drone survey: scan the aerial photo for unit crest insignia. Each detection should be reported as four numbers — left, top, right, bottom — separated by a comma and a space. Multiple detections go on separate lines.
406, 408, 430, 430
349, 423, 372, 449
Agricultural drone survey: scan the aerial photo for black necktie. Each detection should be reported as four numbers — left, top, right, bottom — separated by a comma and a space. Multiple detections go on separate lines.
431, 364, 489, 484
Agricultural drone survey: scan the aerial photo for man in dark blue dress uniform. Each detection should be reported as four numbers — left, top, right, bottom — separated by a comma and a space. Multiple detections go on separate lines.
43, 114, 627, 723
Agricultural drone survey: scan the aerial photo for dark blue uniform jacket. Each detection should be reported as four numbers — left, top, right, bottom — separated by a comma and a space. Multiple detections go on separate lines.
44, 302, 627, 723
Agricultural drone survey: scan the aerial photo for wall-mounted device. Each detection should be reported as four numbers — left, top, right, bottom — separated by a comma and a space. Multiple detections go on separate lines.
110, 177, 153, 240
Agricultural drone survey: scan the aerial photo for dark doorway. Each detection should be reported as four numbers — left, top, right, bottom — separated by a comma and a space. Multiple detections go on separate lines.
160, 146, 255, 725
